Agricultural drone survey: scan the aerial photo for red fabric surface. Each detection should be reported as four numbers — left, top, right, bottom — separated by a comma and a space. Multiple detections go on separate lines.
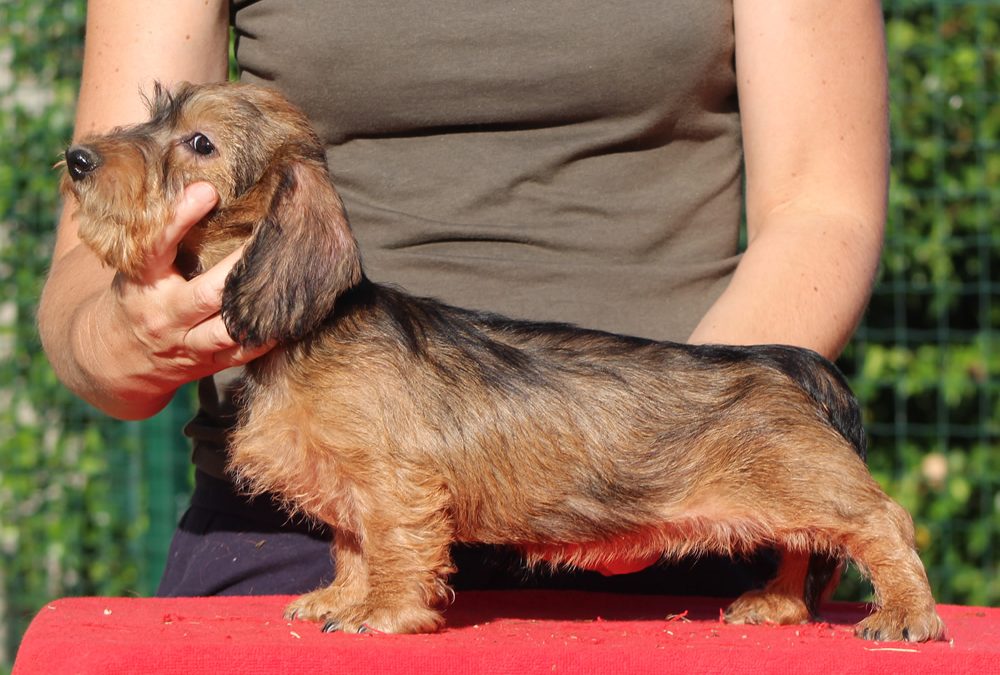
14, 592, 999, 674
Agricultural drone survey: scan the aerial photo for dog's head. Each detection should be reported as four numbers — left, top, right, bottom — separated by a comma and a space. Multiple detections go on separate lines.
61, 81, 363, 347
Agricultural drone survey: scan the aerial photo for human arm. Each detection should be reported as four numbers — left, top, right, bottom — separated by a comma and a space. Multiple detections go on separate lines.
687, 0, 889, 360
38, 0, 266, 420
595, 1, 888, 577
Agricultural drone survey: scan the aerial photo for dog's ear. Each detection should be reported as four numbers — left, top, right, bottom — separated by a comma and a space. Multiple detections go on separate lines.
221, 155, 363, 347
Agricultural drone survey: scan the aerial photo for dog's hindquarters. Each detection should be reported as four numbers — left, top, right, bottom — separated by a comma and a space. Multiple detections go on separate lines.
752, 346, 867, 616
712, 345, 943, 641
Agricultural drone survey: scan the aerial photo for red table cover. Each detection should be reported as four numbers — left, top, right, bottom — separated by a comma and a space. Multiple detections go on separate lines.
14, 592, 999, 674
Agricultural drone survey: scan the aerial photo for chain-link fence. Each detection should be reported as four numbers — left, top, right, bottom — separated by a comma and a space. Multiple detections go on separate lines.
2, 1, 998, 671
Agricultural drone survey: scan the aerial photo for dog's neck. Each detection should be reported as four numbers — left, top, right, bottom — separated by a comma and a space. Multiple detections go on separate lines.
175, 204, 254, 279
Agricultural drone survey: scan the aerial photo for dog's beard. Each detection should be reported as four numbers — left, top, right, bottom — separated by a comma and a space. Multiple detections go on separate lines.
62, 172, 181, 280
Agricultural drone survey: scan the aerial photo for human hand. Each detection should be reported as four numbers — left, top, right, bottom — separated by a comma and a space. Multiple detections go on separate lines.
95, 182, 271, 395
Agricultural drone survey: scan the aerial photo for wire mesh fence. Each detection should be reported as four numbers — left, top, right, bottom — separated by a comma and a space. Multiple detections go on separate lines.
834, 0, 1000, 604
1, 1, 998, 670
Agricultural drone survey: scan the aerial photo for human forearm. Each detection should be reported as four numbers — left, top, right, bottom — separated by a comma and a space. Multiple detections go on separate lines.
39, 245, 176, 419
688, 209, 883, 359
38, 0, 239, 418
703, 1, 888, 359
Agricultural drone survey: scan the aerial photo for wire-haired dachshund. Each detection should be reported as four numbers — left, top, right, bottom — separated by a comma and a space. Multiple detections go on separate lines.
61, 81, 945, 641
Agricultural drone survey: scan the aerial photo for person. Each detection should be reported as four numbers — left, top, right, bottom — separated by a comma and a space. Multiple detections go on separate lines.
38, 0, 888, 597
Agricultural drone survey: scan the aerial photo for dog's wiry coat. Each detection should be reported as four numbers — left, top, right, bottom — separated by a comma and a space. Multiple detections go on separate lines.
62, 82, 945, 641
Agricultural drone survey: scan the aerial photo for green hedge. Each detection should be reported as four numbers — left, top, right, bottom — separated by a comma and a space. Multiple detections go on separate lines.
1, 1, 997, 670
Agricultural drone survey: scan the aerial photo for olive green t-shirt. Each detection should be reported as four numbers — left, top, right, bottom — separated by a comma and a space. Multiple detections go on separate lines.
188, 0, 743, 478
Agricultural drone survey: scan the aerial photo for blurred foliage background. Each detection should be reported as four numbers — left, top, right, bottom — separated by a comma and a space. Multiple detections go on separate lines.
1, 0, 997, 670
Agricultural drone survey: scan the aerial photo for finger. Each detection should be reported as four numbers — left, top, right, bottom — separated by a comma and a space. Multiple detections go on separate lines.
185, 314, 240, 356
213, 340, 275, 369
144, 182, 219, 274
174, 243, 247, 326
184, 314, 274, 368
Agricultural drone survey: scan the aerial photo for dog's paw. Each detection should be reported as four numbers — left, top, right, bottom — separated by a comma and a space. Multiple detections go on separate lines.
284, 587, 348, 623
317, 603, 444, 635
724, 590, 811, 626
854, 605, 946, 642
286, 589, 443, 634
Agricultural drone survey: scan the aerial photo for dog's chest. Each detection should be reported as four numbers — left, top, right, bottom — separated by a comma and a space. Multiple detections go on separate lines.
228, 347, 381, 529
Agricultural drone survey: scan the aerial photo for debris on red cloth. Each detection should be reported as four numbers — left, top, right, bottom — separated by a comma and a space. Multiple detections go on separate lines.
14, 592, 998, 674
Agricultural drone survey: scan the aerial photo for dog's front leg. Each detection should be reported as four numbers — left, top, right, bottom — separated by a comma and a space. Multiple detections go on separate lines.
287, 500, 456, 634
285, 529, 369, 627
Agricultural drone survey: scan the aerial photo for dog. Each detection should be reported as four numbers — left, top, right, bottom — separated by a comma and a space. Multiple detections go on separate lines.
61, 81, 945, 641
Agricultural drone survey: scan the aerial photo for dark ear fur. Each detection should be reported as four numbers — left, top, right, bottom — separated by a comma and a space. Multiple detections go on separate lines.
222, 156, 363, 347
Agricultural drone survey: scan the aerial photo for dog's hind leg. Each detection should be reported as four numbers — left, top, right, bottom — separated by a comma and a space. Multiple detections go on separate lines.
724, 550, 813, 626
845, 497, 945, 642
726, 481, 944, 640
724, 547, 843, 626
720, 430, 943, 640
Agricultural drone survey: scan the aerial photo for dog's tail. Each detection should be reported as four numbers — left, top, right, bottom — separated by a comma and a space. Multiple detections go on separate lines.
751, 345, 867, 617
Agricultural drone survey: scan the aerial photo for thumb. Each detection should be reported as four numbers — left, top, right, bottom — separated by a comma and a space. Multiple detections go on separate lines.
147, 182, 219, 270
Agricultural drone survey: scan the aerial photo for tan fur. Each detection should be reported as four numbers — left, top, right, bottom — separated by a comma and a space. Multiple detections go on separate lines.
62, 81, 945, 642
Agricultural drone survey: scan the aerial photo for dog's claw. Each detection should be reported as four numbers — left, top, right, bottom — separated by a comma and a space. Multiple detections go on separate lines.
854, 606, 945, 643
320, 619, 378, 634
858, 627, 878, 641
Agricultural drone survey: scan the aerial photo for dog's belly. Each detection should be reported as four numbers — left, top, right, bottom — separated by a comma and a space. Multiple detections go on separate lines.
453, 476, 776, 567
508, 513, 773, 568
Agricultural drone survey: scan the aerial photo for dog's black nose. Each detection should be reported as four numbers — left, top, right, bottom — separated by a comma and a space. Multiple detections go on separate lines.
65, 146, 100, 181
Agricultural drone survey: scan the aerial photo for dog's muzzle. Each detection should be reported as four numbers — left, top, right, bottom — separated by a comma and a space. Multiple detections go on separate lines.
65, 146, 101, 182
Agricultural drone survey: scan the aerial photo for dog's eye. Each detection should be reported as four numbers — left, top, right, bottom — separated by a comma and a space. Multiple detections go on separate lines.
186, 133, 216, 156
